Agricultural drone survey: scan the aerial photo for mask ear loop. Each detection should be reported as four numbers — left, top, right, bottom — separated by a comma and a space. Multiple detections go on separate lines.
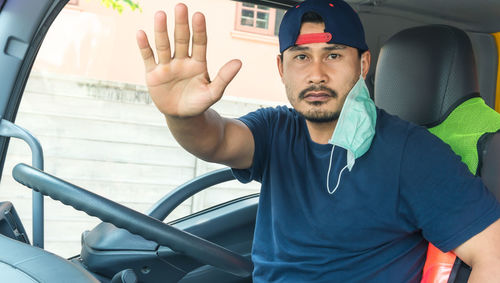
326, 145, 349, 195
360, 60, 364, 79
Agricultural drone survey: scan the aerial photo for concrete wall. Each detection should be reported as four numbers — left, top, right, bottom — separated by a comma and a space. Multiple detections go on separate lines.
0, 71, 279, 257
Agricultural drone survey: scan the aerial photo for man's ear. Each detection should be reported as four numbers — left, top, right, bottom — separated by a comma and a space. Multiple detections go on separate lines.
361, 51, 371, 79
277, 54, 284, 82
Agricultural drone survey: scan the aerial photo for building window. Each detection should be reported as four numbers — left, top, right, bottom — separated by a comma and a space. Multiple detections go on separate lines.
235, 3, 283, 36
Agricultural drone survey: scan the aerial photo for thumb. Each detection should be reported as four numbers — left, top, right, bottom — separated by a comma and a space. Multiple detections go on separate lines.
208, 59, 242, 100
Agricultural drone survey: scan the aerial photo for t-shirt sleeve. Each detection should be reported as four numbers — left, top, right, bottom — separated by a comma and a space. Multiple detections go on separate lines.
398, 126, 500, 252
231, 107, 273, 183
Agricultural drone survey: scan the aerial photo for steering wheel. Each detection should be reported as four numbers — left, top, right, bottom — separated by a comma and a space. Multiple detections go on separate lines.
12, 163, 253, 278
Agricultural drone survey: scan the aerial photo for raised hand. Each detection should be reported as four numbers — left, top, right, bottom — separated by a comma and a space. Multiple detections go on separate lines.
136, 4, 242, 118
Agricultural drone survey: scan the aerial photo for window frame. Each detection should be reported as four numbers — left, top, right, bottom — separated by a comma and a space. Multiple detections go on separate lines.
234, 2, 277, 36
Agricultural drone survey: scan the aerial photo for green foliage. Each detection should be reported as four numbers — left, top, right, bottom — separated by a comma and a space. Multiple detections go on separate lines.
100, 0, 142, 13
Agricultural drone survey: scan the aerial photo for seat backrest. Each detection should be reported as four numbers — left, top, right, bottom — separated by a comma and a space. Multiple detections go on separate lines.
374, 24, 500, 283
478, 131, 500, 200
375, 23, 500, 207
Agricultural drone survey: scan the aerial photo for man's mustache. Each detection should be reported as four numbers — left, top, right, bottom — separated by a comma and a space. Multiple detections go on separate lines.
298, 85, 338, 100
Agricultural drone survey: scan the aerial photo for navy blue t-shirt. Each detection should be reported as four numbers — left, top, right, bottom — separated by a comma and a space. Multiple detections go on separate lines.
232, 106, 500, 282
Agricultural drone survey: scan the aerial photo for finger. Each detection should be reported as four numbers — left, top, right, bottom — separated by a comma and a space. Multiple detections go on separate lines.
154, 11, 171, 64
174, 3, 190, 59
191, 12, 207, 62
209, 59, 242, 100
136, 30, 157, 72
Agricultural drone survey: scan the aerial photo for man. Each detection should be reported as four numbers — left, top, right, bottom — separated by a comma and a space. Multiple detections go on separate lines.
136, 0, 500, 281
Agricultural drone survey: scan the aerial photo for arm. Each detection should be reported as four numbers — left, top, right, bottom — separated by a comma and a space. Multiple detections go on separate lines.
136, 4, 253, 169
453, 218, 500, 282
165, 110, 254, 169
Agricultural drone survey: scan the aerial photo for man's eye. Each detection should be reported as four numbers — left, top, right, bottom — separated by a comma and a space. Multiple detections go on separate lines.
327, 54, 339, 59
295, 54, 307, 60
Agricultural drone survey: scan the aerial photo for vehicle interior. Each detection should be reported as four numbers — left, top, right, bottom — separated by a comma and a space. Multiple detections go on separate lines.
0, 0, 499, 282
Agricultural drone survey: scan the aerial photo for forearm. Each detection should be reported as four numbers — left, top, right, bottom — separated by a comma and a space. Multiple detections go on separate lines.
467, 259, 500, 282
165, 108, 227, 162
452, 219, 500, 283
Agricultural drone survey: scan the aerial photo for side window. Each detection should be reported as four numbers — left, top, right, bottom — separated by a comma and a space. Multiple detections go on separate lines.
235, 3, 280, 36
5, 1, 281, 258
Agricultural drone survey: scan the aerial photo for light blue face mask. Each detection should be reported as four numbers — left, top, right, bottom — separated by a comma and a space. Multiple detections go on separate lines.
326, 62, 377, 194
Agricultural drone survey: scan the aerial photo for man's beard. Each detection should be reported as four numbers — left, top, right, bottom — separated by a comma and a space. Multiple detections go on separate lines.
296, 85, 340, 123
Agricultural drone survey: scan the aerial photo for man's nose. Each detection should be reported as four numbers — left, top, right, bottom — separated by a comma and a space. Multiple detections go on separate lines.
308, 60, 328, 84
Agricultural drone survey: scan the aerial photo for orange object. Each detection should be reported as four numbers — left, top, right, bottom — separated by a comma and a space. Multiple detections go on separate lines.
493, 32, 500, 113
421, 244, 456, 283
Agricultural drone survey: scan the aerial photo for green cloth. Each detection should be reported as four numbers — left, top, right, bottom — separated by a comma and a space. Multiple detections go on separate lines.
429, 97, 500, 174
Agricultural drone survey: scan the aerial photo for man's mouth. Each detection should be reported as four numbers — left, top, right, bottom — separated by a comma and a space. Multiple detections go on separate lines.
299, 86, 337, 103
304, 91, 332, 102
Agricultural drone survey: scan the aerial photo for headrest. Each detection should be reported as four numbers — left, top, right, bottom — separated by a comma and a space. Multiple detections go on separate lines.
374, 25, 480, 127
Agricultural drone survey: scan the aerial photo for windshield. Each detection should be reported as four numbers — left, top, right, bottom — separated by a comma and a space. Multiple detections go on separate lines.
1, 0, 286, 258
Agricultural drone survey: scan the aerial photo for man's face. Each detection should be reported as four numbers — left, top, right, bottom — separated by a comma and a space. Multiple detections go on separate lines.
277, 22, 370, 123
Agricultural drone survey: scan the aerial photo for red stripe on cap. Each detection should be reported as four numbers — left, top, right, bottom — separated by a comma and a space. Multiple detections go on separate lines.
295, 33, 333, 45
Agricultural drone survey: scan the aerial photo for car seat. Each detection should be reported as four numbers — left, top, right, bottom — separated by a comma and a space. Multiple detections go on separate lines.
374, 25, 500, 283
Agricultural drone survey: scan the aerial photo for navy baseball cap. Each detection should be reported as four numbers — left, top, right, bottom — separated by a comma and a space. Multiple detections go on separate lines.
279, 0, 368, 53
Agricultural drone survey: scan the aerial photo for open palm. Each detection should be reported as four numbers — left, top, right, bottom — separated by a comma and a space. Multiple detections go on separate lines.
136, 4, 242, 118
